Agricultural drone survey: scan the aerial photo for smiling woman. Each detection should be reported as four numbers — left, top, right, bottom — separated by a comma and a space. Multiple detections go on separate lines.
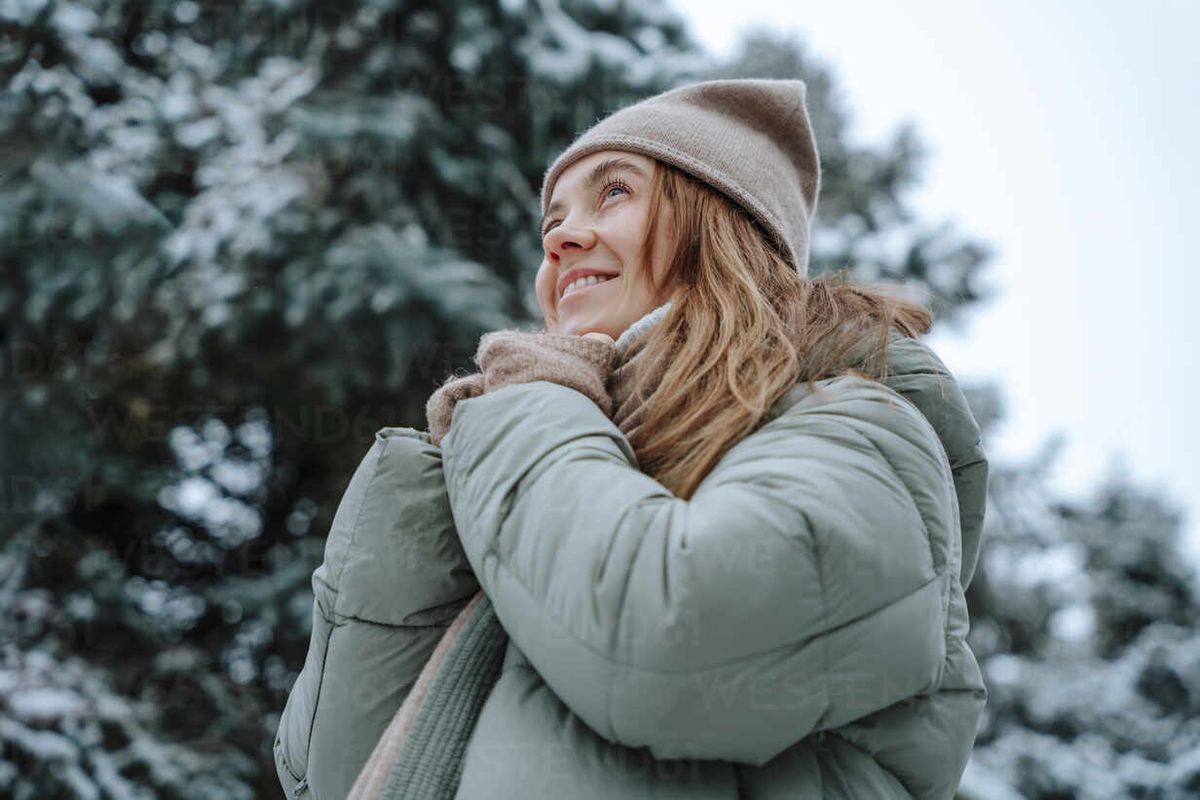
533, 151, 680, 340
275, 79, 990, 800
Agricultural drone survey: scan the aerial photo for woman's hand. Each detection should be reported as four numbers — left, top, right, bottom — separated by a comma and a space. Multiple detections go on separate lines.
426, 372, 485, 448
476, 330, 617, 410
425, 330, 618, 447
581, 332, 615, 346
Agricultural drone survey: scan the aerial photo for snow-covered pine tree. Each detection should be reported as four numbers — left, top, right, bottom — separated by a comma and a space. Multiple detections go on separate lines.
16, 2, 1163, 799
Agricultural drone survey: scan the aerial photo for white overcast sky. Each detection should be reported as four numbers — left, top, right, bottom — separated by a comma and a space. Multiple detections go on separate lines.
675, 1, 1199, 561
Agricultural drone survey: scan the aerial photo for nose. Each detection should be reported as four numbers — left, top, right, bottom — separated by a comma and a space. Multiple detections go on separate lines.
544, 218, 597, 261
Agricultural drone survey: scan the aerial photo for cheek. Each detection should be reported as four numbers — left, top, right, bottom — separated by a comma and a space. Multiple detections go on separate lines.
534, 262, 558, 328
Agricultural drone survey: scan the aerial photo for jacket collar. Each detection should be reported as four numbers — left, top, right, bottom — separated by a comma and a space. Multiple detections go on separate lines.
614, 300, 673, 357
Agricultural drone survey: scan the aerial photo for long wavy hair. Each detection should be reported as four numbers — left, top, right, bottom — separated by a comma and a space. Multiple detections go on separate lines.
627, 159, 935, 500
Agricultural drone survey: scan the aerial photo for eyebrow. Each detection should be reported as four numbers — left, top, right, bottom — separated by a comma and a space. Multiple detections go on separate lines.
540, 158, 649, 232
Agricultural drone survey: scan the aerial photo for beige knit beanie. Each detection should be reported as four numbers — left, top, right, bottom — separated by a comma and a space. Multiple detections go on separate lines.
540, 78, 822, 276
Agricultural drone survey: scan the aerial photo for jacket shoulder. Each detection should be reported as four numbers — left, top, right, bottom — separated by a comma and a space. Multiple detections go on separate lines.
319, 425, 475, 627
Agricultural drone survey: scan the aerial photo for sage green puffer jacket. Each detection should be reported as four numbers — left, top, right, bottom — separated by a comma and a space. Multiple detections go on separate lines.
275, 332, 988, 799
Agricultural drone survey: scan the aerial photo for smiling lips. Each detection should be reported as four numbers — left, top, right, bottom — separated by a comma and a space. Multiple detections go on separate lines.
559, 273, 617, 302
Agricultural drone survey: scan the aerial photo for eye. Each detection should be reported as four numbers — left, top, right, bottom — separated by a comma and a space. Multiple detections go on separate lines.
601, 179, 631, 200
540, 179, 633, 239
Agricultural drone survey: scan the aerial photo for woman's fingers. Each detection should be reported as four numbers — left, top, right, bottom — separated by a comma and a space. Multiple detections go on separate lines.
582, 332, 615, 346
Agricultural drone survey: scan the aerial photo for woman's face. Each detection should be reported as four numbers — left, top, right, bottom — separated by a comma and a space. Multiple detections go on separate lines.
535, 150, 679, 338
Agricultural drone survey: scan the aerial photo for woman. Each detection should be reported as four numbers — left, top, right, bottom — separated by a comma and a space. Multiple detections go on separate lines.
275, 78, 989, 799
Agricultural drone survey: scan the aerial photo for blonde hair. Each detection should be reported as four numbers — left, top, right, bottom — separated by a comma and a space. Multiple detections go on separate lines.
627, 160, 934, 500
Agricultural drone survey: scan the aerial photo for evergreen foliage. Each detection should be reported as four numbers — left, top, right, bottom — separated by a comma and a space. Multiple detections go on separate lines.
2, 1, 1190, 797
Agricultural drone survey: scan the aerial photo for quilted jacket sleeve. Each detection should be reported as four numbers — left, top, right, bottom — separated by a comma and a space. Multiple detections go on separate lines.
274, 427, 479, 800
439, 377, 961, 767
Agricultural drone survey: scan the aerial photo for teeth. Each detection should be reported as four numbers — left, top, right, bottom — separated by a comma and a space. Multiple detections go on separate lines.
563, 274, 613, 297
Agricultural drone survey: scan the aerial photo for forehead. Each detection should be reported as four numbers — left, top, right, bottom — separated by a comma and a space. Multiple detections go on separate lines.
559, 149, 654, 179
550, 150, 655, 198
